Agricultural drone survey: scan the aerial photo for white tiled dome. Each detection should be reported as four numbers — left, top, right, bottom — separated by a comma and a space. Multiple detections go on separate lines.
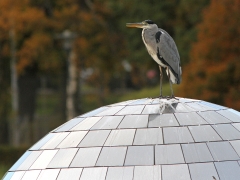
3, 98, 240, 180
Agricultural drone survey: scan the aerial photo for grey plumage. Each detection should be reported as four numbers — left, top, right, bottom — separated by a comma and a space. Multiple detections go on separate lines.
126, 20, 182, 97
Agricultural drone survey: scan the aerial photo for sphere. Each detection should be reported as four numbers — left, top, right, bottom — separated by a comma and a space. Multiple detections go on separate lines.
3, 98, 240, 180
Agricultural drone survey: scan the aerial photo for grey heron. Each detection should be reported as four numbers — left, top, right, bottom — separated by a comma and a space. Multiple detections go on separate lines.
126, 20, 181, 98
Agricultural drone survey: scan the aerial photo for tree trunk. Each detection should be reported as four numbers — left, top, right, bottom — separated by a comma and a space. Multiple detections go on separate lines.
66, 50, 78, 120
9, 26, 19, 146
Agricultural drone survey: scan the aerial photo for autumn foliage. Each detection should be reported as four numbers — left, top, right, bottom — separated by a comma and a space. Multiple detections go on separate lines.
179, 0, 240, 110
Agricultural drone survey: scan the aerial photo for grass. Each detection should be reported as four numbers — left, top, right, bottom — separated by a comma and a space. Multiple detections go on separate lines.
0, 164, 10, 179
118, 84, 178, 102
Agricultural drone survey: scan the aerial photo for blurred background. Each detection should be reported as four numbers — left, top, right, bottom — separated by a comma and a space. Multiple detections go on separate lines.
0, 0, 239, 175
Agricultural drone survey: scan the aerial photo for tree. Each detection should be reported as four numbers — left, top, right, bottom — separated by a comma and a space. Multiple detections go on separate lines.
174, 0, 209, 65
179, 0, 240, 110
0, 0, 54, 145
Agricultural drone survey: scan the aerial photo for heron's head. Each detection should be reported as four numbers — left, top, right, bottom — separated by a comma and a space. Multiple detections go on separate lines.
126, 20, 157, 29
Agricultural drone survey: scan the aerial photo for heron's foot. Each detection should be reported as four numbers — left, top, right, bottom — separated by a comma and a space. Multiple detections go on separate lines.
163, 95, 179, 100
148, 95, 178, 100
169, 95, 179, 100
148, 95, 166, 99
148, 95, 163, 99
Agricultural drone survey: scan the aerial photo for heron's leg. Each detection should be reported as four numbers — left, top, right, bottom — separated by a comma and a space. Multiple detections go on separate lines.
167, 67, 174, 98
159, 65, 163, 98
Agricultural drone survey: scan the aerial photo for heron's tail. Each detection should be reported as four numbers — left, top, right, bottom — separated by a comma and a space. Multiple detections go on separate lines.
169, 67, 181, 84
177, 67, 182, 84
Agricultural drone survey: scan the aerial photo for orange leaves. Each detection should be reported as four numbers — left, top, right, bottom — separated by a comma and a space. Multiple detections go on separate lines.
179, 0, 240, 110
17, 34, 51, 74
0, 0, 51, 75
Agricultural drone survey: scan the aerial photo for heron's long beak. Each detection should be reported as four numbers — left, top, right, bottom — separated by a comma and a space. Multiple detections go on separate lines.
126, 22, 145, 28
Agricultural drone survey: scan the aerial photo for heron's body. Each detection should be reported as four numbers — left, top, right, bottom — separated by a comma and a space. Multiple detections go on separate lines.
126, 20, 182, 97
142, 25, 181, 84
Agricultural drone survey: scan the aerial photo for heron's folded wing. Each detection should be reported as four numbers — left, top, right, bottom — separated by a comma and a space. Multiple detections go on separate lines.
158, 31, 181, 78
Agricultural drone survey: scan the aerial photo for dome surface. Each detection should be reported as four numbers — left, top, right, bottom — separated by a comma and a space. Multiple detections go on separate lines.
3, 97, 240, 180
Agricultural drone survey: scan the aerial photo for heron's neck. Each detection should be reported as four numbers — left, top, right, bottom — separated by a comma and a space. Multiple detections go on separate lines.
142, 28, 157, 43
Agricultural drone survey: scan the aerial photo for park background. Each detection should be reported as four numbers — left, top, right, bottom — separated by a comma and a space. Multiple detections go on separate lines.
0, 0, 239, 177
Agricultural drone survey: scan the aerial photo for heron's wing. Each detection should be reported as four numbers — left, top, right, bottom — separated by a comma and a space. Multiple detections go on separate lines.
157, 29, 181, 78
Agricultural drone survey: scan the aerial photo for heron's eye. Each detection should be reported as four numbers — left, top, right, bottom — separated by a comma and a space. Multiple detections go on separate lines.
142, 21, 147, 25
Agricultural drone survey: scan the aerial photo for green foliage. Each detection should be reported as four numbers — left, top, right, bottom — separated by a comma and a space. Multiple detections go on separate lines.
118, 84, 178, 102
0, 146, 28, 178
0, 146, 28, 165
0, 164, 9, 179
174, 0, 210, 64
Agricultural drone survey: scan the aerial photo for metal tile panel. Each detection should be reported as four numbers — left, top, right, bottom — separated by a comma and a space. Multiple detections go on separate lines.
179, 98, 201, 102
116, 105, 145, 115
106, 167, 133, 180
133, 128, 163, 145
104, 129, 135, 146
185, 102, 210, 111
71, 117, 102, 130
207, 141, 239, 161
162, 164, 191, 180
148, 114, 179, 127
118, 115, 148, 128
17, 151, 42, 170
215, 161, 240, 180
199, 101, 226, 110
2, 172, 14, 180
230, 140, 240, 157
155, 144, 185, 164
175, 112, 207, 126
6, 171, 25, 180
80, 106, 108, 117
133, 166, 161, 180
37, 169, 60, 180
229, 109, 240, 117
109, 99, 137, 106
80, 167, 107, 180
142, 104, 161, 114
91, 116, 124, 130
40, 132, 69, 149
232, 123, 240, 131
188, 125, 222, 142
9, 151, 31, 171
217, 109, 240, 122
195, 102, 217, 110
70, 147, 101, 167
78, 130, 110, 147
189, 163, 219, 180
21, 170, 41, 180
57, 131, 87, 148
163, 127, 194, 144
198, 111, 231, 124
54, 117, 85, 132
96, 106, 125, 116
96, 147, 127, 166
212, 124, 240, 140
173, 103, 195, 112
57, 168, 83, 180
29, 133, 55, 150
30, 150, 58, 169
129, 98, 151, 105
125, 146, 154, 166
47, 148, 78, 168
182, 143, 213, 163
